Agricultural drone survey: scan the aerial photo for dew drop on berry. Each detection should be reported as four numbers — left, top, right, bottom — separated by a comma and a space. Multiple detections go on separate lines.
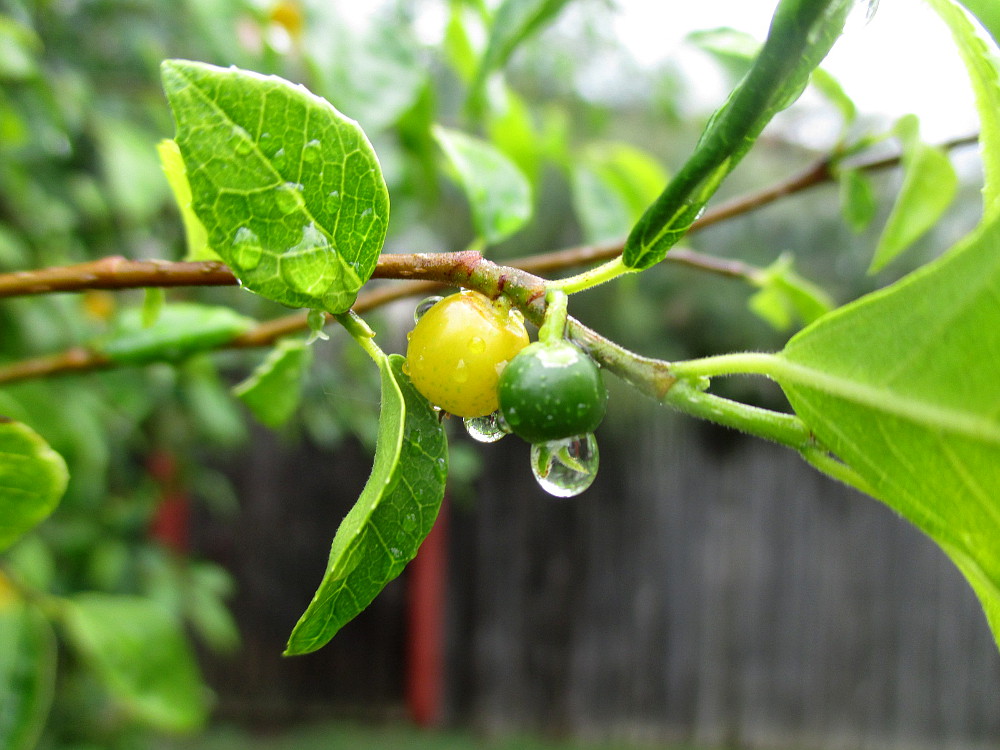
530, 433, 599, 498
414, 296, 444, 323
469, 336, 486, 353
464, 411, 510, 443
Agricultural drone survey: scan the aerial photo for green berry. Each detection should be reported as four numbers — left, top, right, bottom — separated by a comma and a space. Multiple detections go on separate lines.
497, 339, 607, 444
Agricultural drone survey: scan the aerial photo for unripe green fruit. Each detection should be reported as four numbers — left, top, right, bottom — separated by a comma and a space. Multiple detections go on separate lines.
497, 339, 607, 444
405, 291, 529, 418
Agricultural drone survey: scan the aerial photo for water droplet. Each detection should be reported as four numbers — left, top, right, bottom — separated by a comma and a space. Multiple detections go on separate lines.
275, 182, 303, 214
302, 139, 322, 162
279, 223, 334, 295
530, 433, 599, 498
845, 0, 879, 34
413, 296, 444, 323
464, 411, 510, 443
230, 227, 263, 270
453, 360, 469, 384
401, 360, 411, 375
272, 146, 287, 169
389, 547, 404, 560
402, 513, 419, 532
469, 336, 486, 354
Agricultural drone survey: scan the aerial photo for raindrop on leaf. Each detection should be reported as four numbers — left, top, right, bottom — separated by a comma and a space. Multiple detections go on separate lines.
231, 226, 263, 271
530, 433, 599, 498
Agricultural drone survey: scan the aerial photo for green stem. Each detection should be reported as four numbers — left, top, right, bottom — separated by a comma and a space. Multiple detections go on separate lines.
547, 256, 633, 295
669, 351, 783, 380
334, 310, 385, 365
663, 379, 813, 449
538, 289, 569, 342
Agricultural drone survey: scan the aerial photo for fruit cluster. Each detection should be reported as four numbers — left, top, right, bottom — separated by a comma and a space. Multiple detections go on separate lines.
405, 291, 607, 497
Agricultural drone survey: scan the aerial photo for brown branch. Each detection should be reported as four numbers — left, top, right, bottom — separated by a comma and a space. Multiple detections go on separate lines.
0, 133, 980, 384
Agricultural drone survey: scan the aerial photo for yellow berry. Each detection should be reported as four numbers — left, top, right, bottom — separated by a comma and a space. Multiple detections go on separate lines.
405, 291, 529, 418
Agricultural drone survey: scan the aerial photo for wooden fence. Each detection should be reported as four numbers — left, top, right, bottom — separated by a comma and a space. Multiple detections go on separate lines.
201, 401, 1000, 749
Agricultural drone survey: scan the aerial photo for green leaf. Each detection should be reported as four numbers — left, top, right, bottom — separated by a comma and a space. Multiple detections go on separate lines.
432, 124, 532, 245
0, 419, 68, 551
468, 0, 575, 111
233, 338, 312, 428
0, 599, 56, 750
869, 116, 958, 273
839, 168, 877, 232
98, 303, 254, 365
58, 593, 209, 732
161, 60, 389, 314
748, 253, 834, 331
285, 354, 448, 655
571, 143, 670, 243
927, 0, 1000, 222
624, 0, 853, 270
956, 0, 1000, 46
686, 27, 759, 80
157, 139, 215, 262
774, 216, 1000, 649
810, 67, 856, 126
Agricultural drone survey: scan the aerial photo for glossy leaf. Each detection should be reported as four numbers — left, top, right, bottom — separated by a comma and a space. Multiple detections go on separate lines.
58, 593, 209, 731
285, 355, 448, 655
0, 419, 68, 551
233, 338, 312, 428
775, 216, 1000, 649
161, 60, 389, 314
98, 303, 254, 365
624, 0, 852, 270
0, 598, 56, 750
927, 0, 1000, 221
433, 125, 532, 245
870, 116, 958, 273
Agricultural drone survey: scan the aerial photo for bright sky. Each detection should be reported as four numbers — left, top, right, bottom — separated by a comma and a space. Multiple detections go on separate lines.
614, 0, 981, 142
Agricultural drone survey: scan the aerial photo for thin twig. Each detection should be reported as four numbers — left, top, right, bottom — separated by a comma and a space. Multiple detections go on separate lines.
0, 133, 980, 384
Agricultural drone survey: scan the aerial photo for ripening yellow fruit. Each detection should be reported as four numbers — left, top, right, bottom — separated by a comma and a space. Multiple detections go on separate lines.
405, 291, 529, 418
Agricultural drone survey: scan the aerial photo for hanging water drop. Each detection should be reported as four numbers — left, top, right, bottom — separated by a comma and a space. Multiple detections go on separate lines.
464, 411, 510, 443
845, 0, 879, 34
413, 296, 444, 323
530, 433, 599, 498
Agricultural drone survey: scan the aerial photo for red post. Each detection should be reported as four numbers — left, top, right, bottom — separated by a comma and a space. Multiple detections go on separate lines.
405, 497, 449, 727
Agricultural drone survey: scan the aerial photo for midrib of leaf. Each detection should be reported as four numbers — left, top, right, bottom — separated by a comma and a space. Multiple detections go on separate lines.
763, 356, 1000, 445
175, 66, 333, 245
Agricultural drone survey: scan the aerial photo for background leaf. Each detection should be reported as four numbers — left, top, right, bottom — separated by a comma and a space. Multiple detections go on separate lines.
956, 0, 1000, 45
161, 60, 389, 314
869, 116, 958, 272
468, 0, 575, 113
839, 168, 877, 232
97, 303, 254, 365
232, 338, 312, 428
433, 124, 532, 246
624, 0, 852, 269
927, 0, 1000, 221
0, 598, 56, 750
285, 354, 448, 655
775, 216, 1000, 649
0, 419, 68, 551
157, 139, 215, 262
58, 593, 209, 732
